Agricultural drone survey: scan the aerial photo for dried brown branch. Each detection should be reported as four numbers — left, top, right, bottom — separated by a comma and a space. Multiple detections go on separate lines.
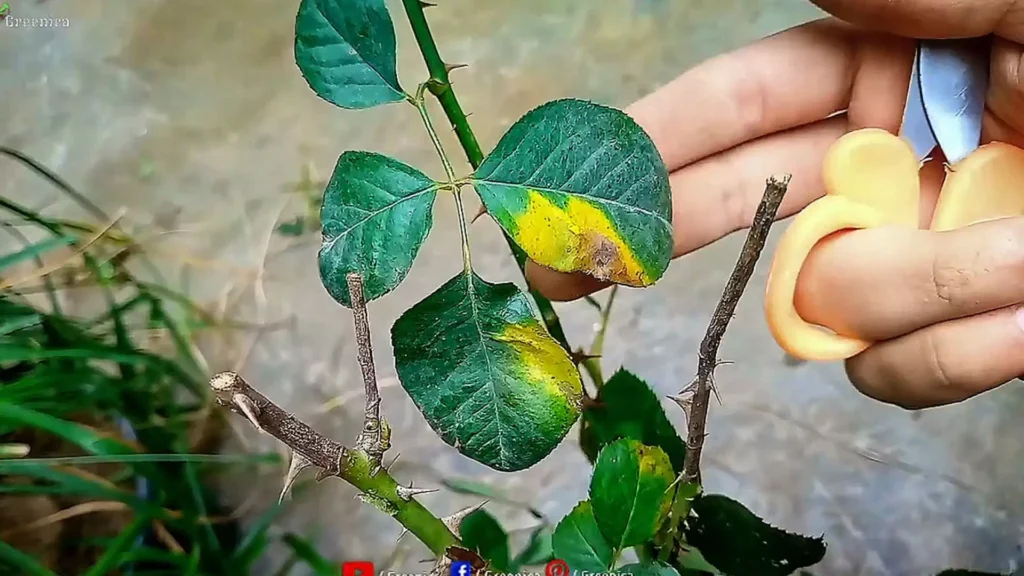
347, 273, 390, 469
680, 174, 791, 484
208, 275, 457, 554
210, 372, 346, 473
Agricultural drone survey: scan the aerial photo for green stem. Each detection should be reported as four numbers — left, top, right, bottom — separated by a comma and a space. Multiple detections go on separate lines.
341, 450, 457, 554
401, 0, 483, 167
401, 0, 571, 350
582, 285, 618, 388
212, 373, 458, 555
414, 85, 471, 273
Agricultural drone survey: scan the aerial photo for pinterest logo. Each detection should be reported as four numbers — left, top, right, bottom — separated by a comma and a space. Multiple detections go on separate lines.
545, 559, 570, 576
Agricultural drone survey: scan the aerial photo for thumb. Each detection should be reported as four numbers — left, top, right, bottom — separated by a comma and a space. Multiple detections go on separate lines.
809, 0, 1024, 43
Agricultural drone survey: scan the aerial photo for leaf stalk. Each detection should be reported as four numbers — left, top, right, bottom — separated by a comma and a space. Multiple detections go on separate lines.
401, 0, 573, 352
413, 84, 472, 273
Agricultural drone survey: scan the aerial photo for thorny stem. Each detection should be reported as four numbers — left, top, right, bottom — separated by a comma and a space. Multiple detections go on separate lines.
210, 372, 458, 555
652, 176, 790, 565
401, 0, 571, 350
401, 0, 483, 168
210, 273, 461, 554
581, 285, 618, 388
680, 175, 791, 484
414, 85, 472, 273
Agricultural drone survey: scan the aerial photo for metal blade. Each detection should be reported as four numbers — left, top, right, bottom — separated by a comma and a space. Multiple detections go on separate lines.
899, 44, 938, 162
918, 38, 989, 164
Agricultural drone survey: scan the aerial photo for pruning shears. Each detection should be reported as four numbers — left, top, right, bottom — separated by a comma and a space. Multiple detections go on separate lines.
765, 38, 1024, 361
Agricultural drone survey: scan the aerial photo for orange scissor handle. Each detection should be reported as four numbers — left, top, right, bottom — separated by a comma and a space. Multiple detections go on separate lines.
766, 128, 1024, 362
765, 128, 921, 361
930, 142, 1024, 231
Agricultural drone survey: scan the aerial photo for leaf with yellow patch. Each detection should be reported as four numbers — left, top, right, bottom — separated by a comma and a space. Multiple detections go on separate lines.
590, 438, 674, 549
391, 271, 583, 472
471, 99, 673, 286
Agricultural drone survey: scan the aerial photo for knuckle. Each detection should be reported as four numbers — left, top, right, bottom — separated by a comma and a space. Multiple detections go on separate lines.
729, 63, 769, 140
932, 218, 1024, 309
922, 330, 961, 403
990, 217, 1024, 276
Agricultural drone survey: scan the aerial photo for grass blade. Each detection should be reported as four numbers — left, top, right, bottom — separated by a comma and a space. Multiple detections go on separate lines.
83, 514, 148, 576
0, 538, 58, 576
0, 401, 134, 456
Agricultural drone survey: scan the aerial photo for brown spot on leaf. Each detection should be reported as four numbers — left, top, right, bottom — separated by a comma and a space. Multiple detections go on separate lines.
585, 232, 620, 281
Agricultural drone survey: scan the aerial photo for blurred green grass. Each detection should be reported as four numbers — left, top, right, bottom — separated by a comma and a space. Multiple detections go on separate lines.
0, 148, 337, 575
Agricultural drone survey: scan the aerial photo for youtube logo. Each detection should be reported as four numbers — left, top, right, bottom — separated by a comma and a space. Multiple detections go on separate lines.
342, 561, 374, 576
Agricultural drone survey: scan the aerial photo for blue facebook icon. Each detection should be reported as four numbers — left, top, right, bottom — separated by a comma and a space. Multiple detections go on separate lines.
451, 561, 473, 576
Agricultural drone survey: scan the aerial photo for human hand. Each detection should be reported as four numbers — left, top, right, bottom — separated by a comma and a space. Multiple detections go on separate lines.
526, 0, 1024, 409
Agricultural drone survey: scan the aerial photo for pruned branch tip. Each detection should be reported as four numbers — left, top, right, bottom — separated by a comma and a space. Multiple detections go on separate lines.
678, 174, 791, 484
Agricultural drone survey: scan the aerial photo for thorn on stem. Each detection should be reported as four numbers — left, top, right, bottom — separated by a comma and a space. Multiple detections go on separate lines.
396, 528, 409, 542
442, 501, 487, 534
232, 394, 263, 432
667, 392, 693, 423
280, 451, 313, 503
419, 0, 437, 7
470, 204, 487, 224
570, 349, 601, 364
444, 62, 469, 74
396, 483, 439, 502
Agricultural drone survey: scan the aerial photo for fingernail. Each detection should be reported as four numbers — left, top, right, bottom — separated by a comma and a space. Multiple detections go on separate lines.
1015, 306, 1024, 332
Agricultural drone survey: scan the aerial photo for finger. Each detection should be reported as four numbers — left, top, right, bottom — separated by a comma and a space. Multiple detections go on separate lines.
794, 216, 1024, 341
987, 37, 1024, 138
809, 0, 1024, 43
668, 116, 848, 256
845, 306, 1024, 409
526, 115, 850, 302
627, 18, 861, 171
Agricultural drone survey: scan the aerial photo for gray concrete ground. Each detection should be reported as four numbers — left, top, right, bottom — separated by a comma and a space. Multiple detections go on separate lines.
3, 1, 1024, 574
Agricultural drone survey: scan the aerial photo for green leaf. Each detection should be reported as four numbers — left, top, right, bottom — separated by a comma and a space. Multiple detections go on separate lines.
391, 271, 583, 472
590, 439, 674, 549
583, 368, 686, 472
471, 98, 672, 287
552, 501, 614, 572
318, 152, 439, 307
513, 525, 554, 567
460, 509, 511, 571
293, 0, 404, 109
685, 494, 826, 576
620, 561, 683, 576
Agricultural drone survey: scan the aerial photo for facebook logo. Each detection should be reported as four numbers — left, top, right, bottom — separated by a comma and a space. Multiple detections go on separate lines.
451, 561, 473, 576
